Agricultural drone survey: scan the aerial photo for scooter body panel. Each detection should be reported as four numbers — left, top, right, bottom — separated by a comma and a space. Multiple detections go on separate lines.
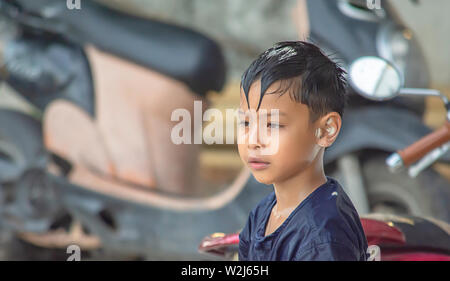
1, 0, 227, 97
56, 173, 273, 260
0, 109, 45, 182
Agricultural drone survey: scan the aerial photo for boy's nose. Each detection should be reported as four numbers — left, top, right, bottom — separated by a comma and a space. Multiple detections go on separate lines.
248, 141, 262, 150
247, 122, 265, 150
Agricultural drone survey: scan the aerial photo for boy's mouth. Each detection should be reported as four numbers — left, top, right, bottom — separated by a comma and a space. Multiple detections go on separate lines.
247, 156, 271, 170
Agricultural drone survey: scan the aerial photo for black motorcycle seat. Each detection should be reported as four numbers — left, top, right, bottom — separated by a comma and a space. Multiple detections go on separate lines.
8, 0, 226, 96
384, 215, 450, 253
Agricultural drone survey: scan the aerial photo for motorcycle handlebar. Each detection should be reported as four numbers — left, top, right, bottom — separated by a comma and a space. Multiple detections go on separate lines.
398, 122, 450, 166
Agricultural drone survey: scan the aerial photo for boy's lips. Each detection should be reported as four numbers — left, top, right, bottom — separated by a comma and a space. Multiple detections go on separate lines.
247, 156, 271, 170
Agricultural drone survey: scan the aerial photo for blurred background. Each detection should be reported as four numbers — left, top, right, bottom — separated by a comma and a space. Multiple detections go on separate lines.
0, 0, 449, 260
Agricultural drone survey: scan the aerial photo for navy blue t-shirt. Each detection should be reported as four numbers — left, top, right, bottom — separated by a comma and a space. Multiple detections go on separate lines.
238, 176, 368, 261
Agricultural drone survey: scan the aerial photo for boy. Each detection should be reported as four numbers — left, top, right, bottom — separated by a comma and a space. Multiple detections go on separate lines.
237, 41, 368, 261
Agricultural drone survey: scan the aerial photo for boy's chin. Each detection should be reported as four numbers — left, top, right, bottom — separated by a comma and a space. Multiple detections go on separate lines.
252, 172, 275, 185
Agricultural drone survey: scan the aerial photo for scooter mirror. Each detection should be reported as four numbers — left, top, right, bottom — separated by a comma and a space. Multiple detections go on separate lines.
349, 56, 403, 101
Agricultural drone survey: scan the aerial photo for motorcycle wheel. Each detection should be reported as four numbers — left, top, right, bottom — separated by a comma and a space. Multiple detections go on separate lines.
362, 156, 450, 223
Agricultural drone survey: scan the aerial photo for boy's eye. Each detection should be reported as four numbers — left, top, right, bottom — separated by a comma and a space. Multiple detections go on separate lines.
239, 121, 250, 127
267, 123, 283, 129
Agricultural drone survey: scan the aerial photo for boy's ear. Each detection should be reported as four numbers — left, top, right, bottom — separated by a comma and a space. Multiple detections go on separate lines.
314, 112, 342, 148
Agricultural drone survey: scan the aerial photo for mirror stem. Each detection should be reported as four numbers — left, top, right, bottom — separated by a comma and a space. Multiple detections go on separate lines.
400, 88, 450, 121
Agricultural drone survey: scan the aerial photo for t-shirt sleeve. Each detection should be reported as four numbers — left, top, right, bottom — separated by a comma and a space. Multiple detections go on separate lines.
238, 212, 253, 261
293, 241, 360, 261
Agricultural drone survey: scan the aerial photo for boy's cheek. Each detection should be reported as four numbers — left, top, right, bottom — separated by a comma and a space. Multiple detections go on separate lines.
275, 138, 313, 168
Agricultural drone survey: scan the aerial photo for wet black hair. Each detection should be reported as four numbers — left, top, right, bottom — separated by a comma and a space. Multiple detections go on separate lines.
241, 41, 347, 122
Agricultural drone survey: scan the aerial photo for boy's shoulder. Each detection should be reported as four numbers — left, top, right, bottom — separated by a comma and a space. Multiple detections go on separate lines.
242, 177, 368, 260
307, 177, 356, 224
249, 177, 349, 223
247, 177, 353, 234
295, 177, 368, 258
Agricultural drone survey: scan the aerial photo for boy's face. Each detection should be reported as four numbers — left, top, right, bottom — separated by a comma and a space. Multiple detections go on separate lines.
238, 79, 326, 185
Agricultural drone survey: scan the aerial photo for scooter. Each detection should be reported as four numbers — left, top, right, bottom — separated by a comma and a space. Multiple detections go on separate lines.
198, 56, 450, 261
0, 0, 448, 260
310, 0, 450, 220
348, 56, 450, 179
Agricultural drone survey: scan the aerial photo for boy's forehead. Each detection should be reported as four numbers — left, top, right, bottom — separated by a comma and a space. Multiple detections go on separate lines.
240, 80, 305, 115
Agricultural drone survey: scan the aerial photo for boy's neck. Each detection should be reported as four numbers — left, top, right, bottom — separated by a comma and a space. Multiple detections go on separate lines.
272, 150, 327, 212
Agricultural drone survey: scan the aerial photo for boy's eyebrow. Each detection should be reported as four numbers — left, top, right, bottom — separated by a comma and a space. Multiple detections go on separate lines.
238, 109, 287, 116
261, 111, 286, 117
